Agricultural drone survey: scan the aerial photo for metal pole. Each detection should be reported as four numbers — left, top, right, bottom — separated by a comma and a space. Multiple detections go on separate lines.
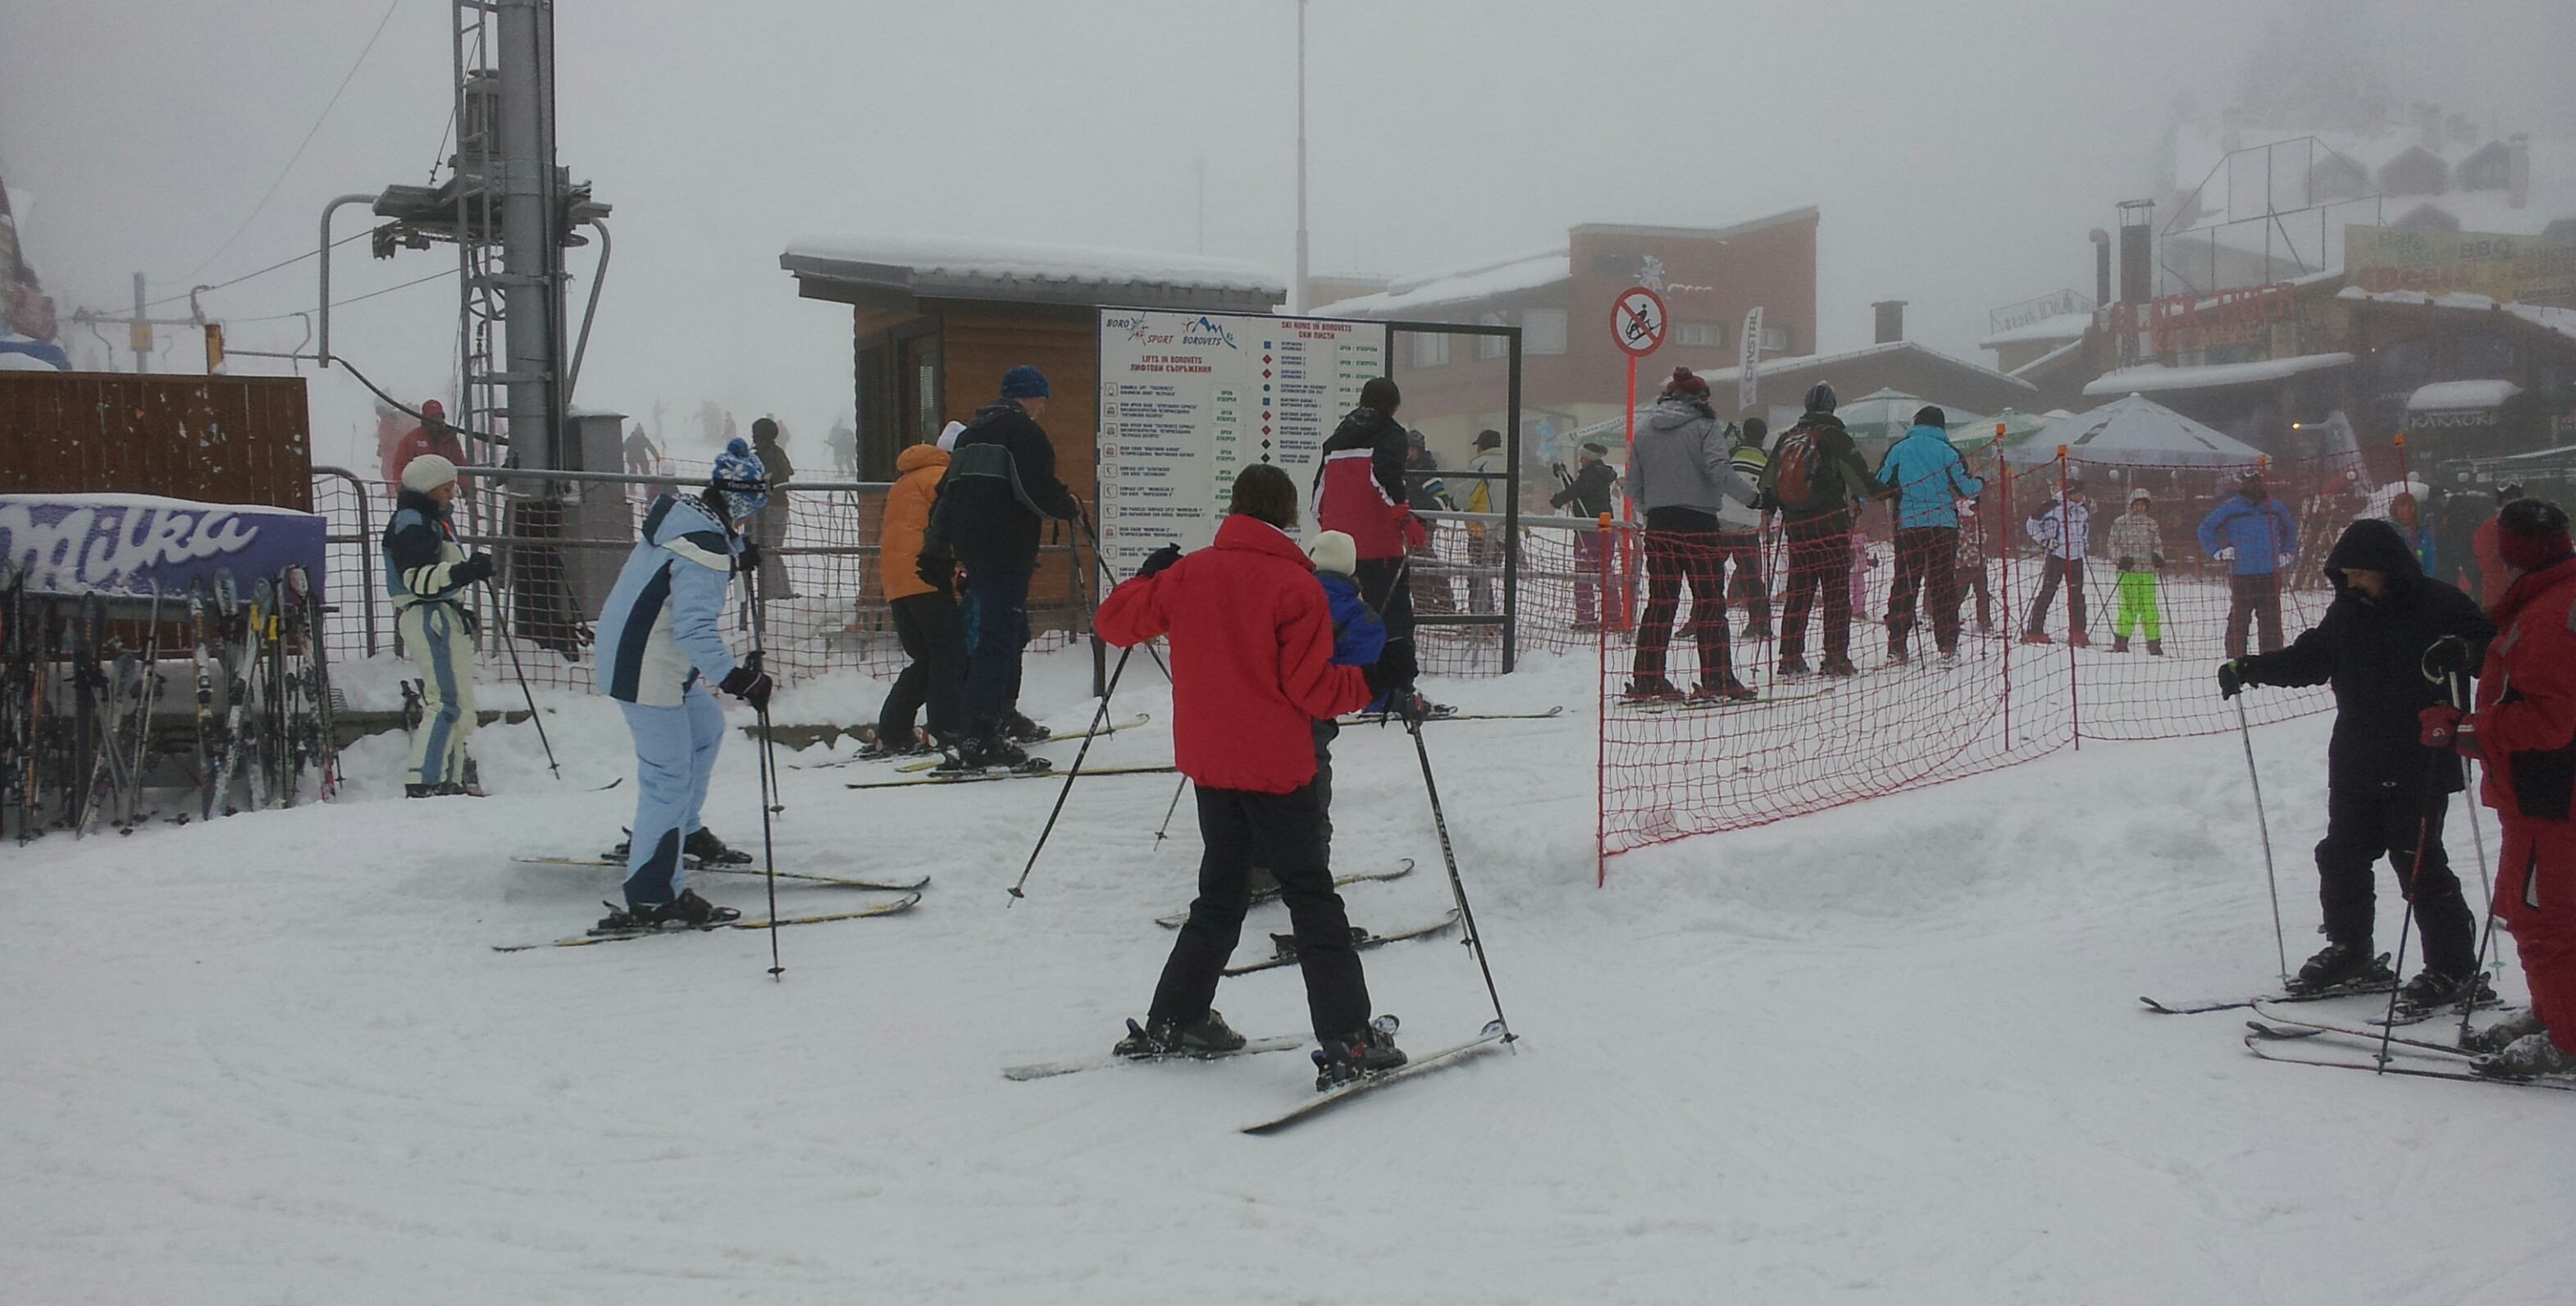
496, 0, 559, 473
316, 194, 376, 367
2236, 694, 2291, 980
1502, 328, 1522, 674
1293, 0, 1307, 313
131, 273, 149, 372
563, 217, 610, 404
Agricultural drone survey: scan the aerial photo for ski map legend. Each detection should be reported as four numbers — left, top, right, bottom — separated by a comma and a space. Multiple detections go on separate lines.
1096, 308, 1385, 573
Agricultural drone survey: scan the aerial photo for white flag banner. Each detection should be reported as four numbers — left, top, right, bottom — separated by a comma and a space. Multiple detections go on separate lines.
1738, 306, 1763, 412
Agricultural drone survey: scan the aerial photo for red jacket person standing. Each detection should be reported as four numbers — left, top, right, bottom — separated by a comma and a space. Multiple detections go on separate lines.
1094, 464, 1407, 1088
2428, 498, 2576, 1079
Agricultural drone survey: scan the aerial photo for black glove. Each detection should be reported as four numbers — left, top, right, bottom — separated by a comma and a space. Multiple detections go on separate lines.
915, 544, 956, 591
2423, 633, 2475, 679
736, 540, 764, 574
2218, 660, 2250, 700
1137, 543, 1183, 579
1361, 656, 1400, 703
1552, 462, 1572, 486
454, 552, 496, 585
2118, 555, 2136, 572
2151, 552, 2165, 570
719, 664, 773, 711
741, 649, 764, 677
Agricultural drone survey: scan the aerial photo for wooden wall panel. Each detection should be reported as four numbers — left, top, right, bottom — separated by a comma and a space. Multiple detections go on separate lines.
934, 303, 1101, 616
0, 372, 313, 509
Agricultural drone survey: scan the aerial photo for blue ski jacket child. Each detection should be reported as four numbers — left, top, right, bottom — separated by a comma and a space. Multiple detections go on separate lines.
1320, 571, 1388, 668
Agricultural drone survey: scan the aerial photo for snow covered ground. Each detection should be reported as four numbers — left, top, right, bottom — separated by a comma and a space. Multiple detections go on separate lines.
6, 647, 2572, 1304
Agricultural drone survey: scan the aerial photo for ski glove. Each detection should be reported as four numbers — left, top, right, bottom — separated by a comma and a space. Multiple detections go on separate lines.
1400, 513, 1429, 551
2118, 555, 2136, 572
454, 552, 497, 585
719, 664, 773, 711
1136, 543, 1183, 579
2420, 706, 2480, 758
736, 540, 764, 575
2214, 546, 2236, 562
2218, 660, 2249, 699
2422, 633, 2476, 678
915, 544, 956, 591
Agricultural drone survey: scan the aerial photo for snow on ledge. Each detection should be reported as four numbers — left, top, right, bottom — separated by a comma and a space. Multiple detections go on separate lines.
2408, 379, 2524, 411
782, 234, 1284, 295
2081, 352, 2352, 396
1978, 312, 2095, 349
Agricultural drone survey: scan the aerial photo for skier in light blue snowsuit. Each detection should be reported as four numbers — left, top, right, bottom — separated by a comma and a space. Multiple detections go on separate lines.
593, 438, 776, 925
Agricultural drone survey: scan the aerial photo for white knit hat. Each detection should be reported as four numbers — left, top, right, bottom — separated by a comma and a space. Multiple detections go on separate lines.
401, 454, 459, 494
1308, 530, 1356, 578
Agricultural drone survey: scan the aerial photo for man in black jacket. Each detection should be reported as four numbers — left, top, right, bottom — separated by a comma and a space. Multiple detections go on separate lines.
1552, 441, 1618, 628
2221, 517, 2496, 1006
924, 365, 1082, 768
1315, 377, 1424, 708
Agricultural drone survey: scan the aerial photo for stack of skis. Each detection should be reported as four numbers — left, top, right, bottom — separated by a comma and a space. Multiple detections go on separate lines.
0, 564, 338, 843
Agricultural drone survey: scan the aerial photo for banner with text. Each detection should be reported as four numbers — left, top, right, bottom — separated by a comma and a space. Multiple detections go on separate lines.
0, 494, 328, 599
2346, 224, 2576, 304
1096, 309, 1388, 570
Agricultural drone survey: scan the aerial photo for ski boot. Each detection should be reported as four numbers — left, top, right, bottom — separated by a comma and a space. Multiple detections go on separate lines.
2286, 942, 2395, 996
941, 733, 1032, 772
1776, 655, 1812, 677
1690, 674, 1756, 702
1817, 656, 1858, 678
2473, 1032, 2576, 1080
2067, 631, 2092, 649
684, 826, 754, 866
2460, 1008, 2548, 1054
1315, 1016, 1407, 1089
404, 783, 437, 800
2396, 968, 2497, 1015
2020, 630, 2054, 646
2146, 639, 2164, 656
856, 733, 928, 761
2111, 634, 2131, 653
1004, 710, 1051, 744
1114, 1010, 1247, 1059
1622, 675, 1685, 702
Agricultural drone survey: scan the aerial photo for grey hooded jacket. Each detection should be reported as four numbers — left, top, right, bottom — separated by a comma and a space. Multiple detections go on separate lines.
1625, 395, 1757, 520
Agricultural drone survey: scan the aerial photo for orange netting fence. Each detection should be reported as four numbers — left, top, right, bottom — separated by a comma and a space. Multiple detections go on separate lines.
1594, 450, 2392, 875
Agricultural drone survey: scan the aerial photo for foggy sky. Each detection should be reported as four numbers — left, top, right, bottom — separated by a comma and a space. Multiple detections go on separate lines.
5, 0, 2572, 471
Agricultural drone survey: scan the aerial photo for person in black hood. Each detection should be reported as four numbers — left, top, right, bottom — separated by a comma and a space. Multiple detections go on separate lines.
2219, 517, 2496, 1007
924, 365, 1083, 767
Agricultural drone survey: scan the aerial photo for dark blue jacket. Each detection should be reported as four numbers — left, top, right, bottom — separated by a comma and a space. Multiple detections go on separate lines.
1319, 572, 1387, 667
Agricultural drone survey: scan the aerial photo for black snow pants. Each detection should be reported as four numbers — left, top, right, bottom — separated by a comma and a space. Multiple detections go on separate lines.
2317, 785, 2478, 976
1151, 780, 1370, 1042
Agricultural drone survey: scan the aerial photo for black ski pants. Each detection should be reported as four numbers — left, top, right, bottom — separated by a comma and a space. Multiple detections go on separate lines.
1776, 509, 1854, 665
1152, 780, 1371, 1042
2023, 555, 2088, 637
878, 591, 966, 745
2317, 785, 2478, 976
2226, 573, 2286, 660
1354, 556, 1417, 693
1886, 527, 1962, 655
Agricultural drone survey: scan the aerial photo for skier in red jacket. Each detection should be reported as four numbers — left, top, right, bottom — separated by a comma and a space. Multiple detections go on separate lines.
1095, 463, 1408, 1087
2424, 497, 2576, 1080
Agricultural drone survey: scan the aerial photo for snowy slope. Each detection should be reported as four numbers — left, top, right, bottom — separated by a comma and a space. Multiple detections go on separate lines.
6, 648, 2572, 1304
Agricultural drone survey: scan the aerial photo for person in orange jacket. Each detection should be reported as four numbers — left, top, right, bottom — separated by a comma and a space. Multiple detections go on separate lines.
2424, 497, 2576, 1080
865, 432, 964, 757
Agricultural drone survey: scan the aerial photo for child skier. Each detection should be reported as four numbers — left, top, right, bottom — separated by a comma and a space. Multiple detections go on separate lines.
590, 438, 778, 929
1094, 465, 1407, 1088
382, 453, 496, 797
2107, 489, 2167, 655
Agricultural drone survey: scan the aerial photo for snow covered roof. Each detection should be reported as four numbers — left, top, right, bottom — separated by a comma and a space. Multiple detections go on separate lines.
1977, 313, 2095, 349
2008, 394, 2265, 468
779, 234, 1283, 311
1311, 249, 1570, 317
2166, 124, 2576, 241
1313, 206, 1820, 318
1697, 340, 2034, 394
2408, 379, 2523, 412
2008, 337, 2088, 380
2081, 352, 2351, 397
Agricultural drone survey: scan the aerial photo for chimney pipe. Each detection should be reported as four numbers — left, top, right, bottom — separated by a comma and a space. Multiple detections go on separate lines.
2089, 229, 2112, 308
1871, 299, 1907, 345
2510, 131, 2531, 210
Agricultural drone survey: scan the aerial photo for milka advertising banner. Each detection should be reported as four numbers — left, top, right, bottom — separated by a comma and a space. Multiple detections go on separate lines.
0, 494, 327, 599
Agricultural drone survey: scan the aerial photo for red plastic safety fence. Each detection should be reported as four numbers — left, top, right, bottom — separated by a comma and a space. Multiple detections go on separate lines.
1598, 450, 2373, 874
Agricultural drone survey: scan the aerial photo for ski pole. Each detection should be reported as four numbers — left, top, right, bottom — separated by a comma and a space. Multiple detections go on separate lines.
1007, 642, 1135, 904
2234, 693, 2291, 980
1074, 514, 1174, 685
1151, 772, 1188, 851
2378, 742, 2454, 1069
756, 701, 783, 981
2448, 668, 2500, 1047
493, 610, 562, 781
1405, 710, 1514, 1043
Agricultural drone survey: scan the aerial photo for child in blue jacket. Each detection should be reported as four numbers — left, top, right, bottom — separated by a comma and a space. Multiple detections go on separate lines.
1244, 530, 1391, 895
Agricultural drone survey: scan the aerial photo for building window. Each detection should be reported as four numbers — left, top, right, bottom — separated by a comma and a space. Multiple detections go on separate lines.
1523, 308, 1567, 355
1760, 325, 1794, 354
1475, 313, 1508, 361
1407, 331, 1449, 369
1676, 322, 1726, 349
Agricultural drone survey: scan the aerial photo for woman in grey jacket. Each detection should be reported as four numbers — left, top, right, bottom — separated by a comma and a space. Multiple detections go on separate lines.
1624, 368, 1761, 701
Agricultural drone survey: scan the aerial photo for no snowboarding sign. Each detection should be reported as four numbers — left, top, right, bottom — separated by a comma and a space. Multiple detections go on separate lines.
1610, 286, 1667, 358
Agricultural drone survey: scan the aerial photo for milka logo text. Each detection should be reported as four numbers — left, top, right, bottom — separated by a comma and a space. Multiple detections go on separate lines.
0, 503, 261, 592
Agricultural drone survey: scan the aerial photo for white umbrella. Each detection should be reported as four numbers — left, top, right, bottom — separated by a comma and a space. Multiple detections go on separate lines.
2006, 393, 2267, 469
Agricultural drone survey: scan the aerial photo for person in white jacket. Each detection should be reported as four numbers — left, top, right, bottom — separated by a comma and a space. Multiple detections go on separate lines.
2021, 477, 2094, 646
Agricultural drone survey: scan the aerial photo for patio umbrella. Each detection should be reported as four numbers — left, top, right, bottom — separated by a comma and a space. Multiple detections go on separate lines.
2006, 393, 2266, 469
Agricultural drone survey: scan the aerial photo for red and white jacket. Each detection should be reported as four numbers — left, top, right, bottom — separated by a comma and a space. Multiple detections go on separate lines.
2474, 556, 2576, 824
1095, 514, 1373, 794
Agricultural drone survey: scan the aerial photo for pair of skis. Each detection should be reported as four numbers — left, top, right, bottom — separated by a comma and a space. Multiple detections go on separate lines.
794, 714, 1153, 771
491, 890, 923, 952
1338, 706, 1563, 725
2240, 1007, 2575, 1092
512, 854, 928, 894
1003, 1017, 1512, 1134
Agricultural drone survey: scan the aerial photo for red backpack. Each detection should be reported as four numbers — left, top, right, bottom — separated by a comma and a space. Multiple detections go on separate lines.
1771, 426, 1826, 511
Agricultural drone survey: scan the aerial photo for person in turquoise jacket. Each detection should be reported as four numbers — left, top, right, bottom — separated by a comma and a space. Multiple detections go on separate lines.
2198, 470, 2300, 657
1872, 407, 1986, 660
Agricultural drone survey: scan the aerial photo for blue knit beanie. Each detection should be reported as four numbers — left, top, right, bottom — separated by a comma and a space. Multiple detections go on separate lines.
1000, 365, 1051, 400
710, 436, 769, 522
